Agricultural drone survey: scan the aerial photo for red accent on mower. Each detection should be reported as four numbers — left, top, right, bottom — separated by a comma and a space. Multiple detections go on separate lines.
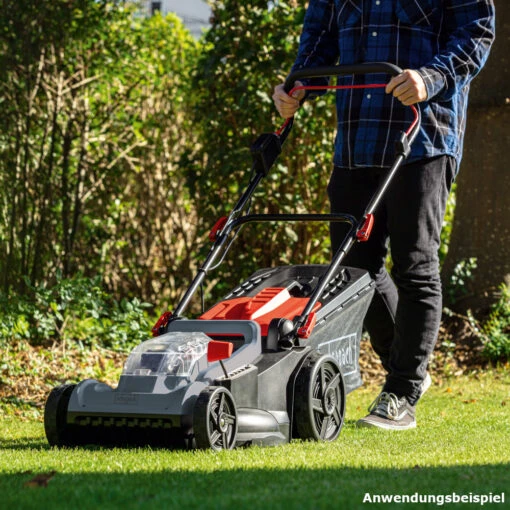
356, 214, 375, 242
151, 311, 173, 337
209, 216, 228, 242
207, 340, 234, 363
297, 312, 317, 339
199, 286, 322, 336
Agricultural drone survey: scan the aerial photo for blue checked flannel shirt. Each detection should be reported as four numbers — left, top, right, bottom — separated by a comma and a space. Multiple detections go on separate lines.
291, 0, 495, 169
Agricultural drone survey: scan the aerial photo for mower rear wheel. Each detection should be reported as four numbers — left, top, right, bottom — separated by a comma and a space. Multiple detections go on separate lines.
193, 386, 238, 451
294, 352, 345, 441
44, 384, 76, 446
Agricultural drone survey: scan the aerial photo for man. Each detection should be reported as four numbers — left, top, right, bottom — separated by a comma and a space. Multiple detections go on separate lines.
273, 0, 495, 430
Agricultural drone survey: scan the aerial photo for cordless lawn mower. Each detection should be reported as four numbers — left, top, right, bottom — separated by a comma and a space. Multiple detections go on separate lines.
44, 63, 420, 450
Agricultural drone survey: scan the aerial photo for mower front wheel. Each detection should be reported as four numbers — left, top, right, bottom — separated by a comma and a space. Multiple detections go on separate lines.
44, 384, 76, 447
293, 352, 345, 442
193, 386, 238, 451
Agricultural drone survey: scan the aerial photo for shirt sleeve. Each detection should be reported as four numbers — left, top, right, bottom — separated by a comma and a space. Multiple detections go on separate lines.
289, 0, 339, 98
417, 0, 495, 102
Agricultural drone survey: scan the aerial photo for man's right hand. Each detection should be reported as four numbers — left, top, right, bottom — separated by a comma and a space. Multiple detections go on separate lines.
272, 81, 305, 119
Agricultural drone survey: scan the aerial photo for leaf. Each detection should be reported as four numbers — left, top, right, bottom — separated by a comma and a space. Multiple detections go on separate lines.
24, 471, 57, 488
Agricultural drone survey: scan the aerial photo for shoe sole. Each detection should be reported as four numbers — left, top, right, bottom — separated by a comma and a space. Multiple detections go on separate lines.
420, 372, 432, 397
356, 418, 417, 431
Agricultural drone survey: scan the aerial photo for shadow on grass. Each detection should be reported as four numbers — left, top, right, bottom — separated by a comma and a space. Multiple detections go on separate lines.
0, 463, 508, 510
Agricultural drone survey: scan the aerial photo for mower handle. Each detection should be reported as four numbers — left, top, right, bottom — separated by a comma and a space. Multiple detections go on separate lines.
284, 62, 403, 94
172, 62, 415, 322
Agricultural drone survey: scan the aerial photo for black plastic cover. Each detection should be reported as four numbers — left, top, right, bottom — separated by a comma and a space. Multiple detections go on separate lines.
250, 133, 282, 176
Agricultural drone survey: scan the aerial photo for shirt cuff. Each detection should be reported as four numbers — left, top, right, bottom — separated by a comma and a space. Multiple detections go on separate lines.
417, 66, 447, 101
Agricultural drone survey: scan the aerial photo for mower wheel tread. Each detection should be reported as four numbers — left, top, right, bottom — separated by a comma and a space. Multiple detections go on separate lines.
294, 351, 345, 442
44, 384, 76, 447
193, 386, 238, 451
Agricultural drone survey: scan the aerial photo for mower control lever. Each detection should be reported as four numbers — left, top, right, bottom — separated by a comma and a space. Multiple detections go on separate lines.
281, 62, 420, 146
283, 62, 403, 94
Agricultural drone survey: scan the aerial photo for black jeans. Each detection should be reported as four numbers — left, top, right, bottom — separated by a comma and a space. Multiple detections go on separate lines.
327, 156, 455, 405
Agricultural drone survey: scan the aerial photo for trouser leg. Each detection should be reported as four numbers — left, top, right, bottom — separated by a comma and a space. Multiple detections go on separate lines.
382, 156, 455, 404
327, 167, 397, 372
327, 157, 455, 405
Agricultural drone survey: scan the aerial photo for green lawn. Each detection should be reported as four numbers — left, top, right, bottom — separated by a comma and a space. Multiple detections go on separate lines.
1, 371, 509, 510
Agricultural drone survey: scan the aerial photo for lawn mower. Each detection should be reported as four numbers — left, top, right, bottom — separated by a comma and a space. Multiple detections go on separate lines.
44, 63, 420, 450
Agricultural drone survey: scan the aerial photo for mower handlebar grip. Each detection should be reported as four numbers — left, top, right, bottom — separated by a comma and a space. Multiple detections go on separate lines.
284, 62, 403, 94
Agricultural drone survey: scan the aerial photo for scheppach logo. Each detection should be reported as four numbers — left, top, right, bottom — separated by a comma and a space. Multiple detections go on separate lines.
318, 334, 357, 374
113, 393, 139, 405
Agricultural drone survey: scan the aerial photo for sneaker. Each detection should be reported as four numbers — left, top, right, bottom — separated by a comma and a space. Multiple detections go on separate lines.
357, 392, 416, 430
420, 372, 432, 397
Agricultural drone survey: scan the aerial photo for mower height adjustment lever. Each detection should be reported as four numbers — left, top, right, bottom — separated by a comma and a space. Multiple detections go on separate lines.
151, 310, 173, 337
356, 214, 375, 242
209, 216, 228, 242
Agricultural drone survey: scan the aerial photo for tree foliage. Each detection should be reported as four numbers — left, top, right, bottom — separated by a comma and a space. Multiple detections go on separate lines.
0, 0, 199, 306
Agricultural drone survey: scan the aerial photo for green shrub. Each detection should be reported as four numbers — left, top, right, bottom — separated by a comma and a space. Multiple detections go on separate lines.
0, 275, 153, 350
439, 183, 456, 266
481, 284, 510, 361
0, 1, 199, 305
445, 257, 478, 305
444, 258, 509, 361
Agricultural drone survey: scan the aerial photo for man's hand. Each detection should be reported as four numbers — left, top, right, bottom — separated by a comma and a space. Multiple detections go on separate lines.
272, 81, 305, 119
386, 70, 428, 106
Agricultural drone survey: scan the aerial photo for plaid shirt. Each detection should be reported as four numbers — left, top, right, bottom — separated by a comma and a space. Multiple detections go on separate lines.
291, 0, 495, 169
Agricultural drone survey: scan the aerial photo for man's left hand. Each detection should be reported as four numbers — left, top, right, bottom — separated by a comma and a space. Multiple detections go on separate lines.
386, 70, 428, 105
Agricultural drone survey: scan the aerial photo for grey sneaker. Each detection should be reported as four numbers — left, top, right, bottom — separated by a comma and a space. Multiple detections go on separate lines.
357, 392, 416, 430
